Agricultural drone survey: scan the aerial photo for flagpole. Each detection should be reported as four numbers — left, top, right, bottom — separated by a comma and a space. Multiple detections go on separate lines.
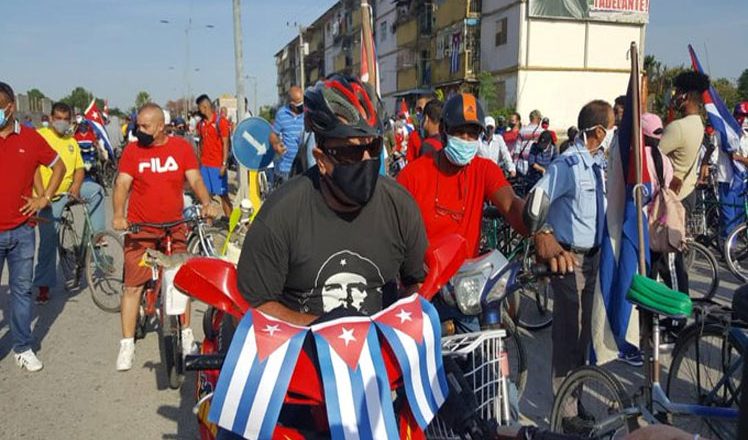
360, 0, 377, 91
630, 42, 646, 276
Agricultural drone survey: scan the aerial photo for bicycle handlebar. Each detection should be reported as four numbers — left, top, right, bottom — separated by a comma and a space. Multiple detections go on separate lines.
128, 218, 191, 234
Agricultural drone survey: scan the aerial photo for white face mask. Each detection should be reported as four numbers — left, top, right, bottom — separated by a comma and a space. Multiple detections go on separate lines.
582, 125, 615, 154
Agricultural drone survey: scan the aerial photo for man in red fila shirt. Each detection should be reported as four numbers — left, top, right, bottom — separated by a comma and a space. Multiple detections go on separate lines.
112, 103, 219, 371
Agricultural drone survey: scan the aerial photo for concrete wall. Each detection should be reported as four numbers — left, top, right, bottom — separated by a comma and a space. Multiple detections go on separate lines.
480, 0, 522, 75
375, 0, 399, 113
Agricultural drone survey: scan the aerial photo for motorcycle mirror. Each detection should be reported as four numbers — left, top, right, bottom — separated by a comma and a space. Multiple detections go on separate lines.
173, 257, 249, 318
419, 234, 468, 300
524, 186, 551, 235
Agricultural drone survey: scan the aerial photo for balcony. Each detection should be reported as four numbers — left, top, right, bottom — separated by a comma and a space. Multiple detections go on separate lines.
397, 67, 419, 91
396, 19, 418, 47
431, 50, 479, 85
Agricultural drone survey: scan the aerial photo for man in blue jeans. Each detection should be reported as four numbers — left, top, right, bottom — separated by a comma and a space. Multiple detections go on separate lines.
0, 81, 66, 372
269, 85, 304, 185
33, 102, 107, 303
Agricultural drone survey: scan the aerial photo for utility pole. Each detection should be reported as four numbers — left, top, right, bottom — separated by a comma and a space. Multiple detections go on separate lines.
232, 0, 246, 121
298, 25, 306, 89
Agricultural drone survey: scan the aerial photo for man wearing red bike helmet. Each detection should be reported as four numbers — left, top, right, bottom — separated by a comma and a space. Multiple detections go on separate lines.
236, 74, 428, 326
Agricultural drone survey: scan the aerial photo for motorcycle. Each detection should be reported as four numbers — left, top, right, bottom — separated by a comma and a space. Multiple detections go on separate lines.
176, 186, 553, 439
175, 234, 467, 440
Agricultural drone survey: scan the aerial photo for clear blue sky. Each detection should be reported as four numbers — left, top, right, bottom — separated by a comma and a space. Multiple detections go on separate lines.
2, 0, 746, 111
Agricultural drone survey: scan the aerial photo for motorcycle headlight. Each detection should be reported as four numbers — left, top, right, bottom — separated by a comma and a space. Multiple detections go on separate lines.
452, 266, 492, 315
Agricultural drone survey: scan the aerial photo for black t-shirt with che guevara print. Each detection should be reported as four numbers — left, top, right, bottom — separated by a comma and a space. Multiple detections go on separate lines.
236, 166, 428, 316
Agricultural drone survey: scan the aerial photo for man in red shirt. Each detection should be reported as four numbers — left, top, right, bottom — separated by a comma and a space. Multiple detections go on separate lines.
405, 94, 436, 163
502, 111, 521, 156
196, 94, 232, 217
113, 103, 219, 371
0, 81, 66, 372
398, 93, 574, 270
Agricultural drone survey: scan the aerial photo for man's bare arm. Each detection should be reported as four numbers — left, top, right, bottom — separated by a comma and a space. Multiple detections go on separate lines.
490, 186, 529, 236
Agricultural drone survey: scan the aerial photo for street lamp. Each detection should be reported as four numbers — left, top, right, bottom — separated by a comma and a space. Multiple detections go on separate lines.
159, 18, 214, 113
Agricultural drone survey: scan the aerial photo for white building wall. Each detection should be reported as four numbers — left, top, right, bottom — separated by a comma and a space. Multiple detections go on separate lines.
480, 0, 521, 74
514, 3, 643, 131
375, 0, 399, 114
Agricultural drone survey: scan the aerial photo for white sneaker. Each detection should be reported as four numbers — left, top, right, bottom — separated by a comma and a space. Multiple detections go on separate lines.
14, 349, 43, 372
116, 339, 135, 371
181, 328, 197, 356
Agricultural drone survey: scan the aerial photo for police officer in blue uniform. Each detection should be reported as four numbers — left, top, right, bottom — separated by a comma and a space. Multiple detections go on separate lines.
532, 100, 615, 426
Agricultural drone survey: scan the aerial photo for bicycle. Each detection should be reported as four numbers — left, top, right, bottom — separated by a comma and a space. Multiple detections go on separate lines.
481, 206, 553, 331
129, 213, 215, 389
683, 238, 720, 301
549, 275, 743, 439
57, 193, 125, 313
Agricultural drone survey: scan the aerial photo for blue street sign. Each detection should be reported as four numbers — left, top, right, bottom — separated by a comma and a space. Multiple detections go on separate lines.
232, 117, 275, 170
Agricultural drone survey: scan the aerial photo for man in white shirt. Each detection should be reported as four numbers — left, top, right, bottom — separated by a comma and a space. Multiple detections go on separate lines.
516, 109, 543, 175
479, 116, 516, 178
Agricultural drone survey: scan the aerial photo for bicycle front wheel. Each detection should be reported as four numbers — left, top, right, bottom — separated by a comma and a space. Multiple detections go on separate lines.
86, 230, 125, 313
550, 366, 636, 438
515, 278, 553, 331
501, 310, 528, 399
58, 209, 80, 288
187, 227, 228, 257
724, 223, 748, 283
666, 324, 742, 440
684, 240, 719, 301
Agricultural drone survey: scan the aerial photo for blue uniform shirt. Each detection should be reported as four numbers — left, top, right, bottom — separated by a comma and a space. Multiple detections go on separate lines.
272, 105, 305, 174
534, 140, 606, 249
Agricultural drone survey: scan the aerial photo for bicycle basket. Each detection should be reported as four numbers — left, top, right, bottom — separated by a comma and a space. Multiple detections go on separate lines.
426, 329, 509, 440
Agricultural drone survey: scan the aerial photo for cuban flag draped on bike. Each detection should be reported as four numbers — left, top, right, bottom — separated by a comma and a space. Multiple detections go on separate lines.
84, 100, 115, 160
592, 71, 651, 364
689, 44, 747, 193
208, 310, 308, 440
373, 294, 448, 429
312, 317, 400, 440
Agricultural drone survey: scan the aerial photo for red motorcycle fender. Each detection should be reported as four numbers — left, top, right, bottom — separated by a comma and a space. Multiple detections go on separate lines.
173, 257, 249, 318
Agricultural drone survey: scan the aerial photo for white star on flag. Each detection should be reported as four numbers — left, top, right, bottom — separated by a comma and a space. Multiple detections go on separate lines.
91, 111, 98, 119
262, 324, 281, 337
340, 259, 347, 266
338, 327, 356, 346
395, 309, 412, 324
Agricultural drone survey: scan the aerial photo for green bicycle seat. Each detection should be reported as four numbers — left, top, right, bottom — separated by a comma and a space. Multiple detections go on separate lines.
626, 274, 693, 319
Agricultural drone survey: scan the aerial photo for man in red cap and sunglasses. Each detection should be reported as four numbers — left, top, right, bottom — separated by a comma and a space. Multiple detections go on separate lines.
236, 74, 428, 325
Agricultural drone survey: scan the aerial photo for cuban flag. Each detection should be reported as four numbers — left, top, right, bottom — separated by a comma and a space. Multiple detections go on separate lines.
208, 309, 308, 440
592, 72, 651, 364
102, 99, 110, 123
689, 45, 747, 192
373, 295, 448, 429
312, 317, 400, 440
450, 32, 461, 74
84, 100, 115, 160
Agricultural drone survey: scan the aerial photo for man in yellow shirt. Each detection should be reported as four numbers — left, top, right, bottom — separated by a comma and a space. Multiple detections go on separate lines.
33, 102, 106, 303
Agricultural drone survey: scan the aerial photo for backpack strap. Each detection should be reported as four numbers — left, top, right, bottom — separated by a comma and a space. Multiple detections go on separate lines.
650, 145, 666, 187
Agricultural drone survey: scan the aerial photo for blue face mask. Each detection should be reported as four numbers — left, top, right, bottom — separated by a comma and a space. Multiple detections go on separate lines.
444, 135, 480, 166
0, 107, 7, 128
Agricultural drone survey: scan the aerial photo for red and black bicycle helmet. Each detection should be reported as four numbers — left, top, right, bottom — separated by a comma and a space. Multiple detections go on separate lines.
304, 74, 383, 140
440, 93, 486, 133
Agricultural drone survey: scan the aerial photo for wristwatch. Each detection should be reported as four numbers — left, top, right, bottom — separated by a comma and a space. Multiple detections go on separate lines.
536, 225, 554, 236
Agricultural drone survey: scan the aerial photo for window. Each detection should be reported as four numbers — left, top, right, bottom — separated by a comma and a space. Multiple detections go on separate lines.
495, 17, 507, 47
380, 21, 387, 42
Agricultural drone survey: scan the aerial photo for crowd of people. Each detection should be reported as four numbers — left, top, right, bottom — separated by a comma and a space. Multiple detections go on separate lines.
2, 66, 748, 439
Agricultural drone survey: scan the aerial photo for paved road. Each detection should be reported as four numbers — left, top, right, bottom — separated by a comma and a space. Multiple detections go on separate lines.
0, 191, 740, 438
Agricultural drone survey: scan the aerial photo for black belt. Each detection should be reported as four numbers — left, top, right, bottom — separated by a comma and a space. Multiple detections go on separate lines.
560, 243, 600, 256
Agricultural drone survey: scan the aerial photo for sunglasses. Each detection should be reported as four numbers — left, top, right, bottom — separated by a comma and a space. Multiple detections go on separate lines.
321, 137, 383, 165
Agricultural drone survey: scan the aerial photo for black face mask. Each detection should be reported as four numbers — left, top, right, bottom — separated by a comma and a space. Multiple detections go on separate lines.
292, 103, 304, 114
507, 122, 516, 130
135, 129, 155, 147
329, 158, 381, 207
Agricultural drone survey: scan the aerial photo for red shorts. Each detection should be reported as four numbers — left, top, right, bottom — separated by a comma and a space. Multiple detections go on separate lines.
124, 226, 187, 287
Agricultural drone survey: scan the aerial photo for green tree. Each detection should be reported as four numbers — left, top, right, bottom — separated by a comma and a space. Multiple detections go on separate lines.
259, 105, 277, 123
712, 77, 739, 111
135, 91, 151, 109
478, 72, 499, 113
61, 86, 95, 113
27, 88, 47, 101
737, 68, 748, 102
